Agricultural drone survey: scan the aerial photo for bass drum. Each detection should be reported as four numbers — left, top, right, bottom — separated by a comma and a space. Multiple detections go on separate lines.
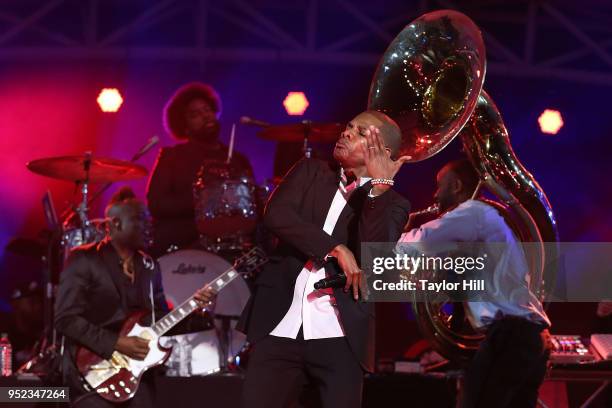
157, 249, 250, 376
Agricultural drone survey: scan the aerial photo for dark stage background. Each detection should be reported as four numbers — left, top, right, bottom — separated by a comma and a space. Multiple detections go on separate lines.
1, 0, 611, 361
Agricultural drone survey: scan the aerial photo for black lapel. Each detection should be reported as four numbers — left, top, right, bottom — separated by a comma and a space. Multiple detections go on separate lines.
98, 240, 128, 310
332, 180, 370, 238
313, 161, 342, 228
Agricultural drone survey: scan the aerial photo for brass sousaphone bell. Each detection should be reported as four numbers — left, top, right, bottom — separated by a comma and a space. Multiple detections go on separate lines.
368, 10, 559, 364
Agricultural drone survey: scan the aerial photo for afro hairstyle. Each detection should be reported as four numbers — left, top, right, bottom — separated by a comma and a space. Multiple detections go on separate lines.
163, 82, 222, 140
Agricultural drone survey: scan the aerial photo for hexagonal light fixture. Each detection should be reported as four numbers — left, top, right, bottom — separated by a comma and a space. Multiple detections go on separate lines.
538, 109, 563, 135
97, 88, 124, 113
283, 91, 309, 116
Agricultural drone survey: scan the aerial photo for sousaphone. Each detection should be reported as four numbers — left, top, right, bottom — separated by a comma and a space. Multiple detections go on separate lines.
368, 10, 559, 364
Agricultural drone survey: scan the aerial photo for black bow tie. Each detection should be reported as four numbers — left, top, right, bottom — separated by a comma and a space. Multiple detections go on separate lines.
344, 172, 357, 186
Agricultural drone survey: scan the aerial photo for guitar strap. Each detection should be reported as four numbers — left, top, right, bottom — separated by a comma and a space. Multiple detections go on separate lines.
139, 251, 157, 325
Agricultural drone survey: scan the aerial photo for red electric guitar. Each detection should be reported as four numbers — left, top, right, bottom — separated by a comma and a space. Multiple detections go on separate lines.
75, 247, 267, 403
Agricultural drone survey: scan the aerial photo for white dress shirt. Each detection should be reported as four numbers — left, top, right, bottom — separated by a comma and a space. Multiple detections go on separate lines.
398, 199, 550, 329
270, 172, 371, 340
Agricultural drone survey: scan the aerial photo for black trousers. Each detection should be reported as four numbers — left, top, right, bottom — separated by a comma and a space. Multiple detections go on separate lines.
461, 316, 551, 408
241, 332, 364, 408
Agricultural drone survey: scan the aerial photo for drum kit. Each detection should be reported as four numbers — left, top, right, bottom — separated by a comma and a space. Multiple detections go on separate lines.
193, 120, 342, 253
27, 153, 148, 257
18, 119, 344, 377
193, 158, 259, 253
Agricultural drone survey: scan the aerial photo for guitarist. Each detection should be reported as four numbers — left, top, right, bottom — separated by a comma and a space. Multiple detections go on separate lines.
55, 187, 215, 407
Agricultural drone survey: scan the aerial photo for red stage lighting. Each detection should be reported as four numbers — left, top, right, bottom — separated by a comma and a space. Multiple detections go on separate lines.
97, 88, 123, 112
283, 91, 309, 116
538, 109, 563, 134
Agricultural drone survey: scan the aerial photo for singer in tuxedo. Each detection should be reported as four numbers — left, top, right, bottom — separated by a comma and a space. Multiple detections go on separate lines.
238, 110, 411, 408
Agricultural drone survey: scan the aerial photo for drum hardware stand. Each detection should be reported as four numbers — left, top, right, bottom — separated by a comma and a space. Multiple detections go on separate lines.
74, 151, 93, 234
22, 152, 95, 379
17, 202, 64, 379
214, 314, 241, 375
58, 152, 91, 229
301, 120, 313, 159
42, 230, 62, 351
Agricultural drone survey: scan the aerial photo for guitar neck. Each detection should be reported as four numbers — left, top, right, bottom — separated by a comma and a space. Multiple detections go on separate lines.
152, 266, 242, 336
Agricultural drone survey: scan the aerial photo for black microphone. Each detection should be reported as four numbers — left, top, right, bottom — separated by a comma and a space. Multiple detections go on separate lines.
314, 274, 346, 290
239, 116, 271, 128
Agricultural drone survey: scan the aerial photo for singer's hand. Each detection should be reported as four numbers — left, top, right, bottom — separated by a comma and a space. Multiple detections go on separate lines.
361, 125, 411, 196
330, 244, 362, 300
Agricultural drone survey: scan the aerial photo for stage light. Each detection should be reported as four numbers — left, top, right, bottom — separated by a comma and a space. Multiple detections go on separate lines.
538, 109, 563, 134
97, 88, 123, 112
283, 91, 309, 116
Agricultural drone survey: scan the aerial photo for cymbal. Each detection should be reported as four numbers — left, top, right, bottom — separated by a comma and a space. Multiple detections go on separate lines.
27, 155, 148, 183
257, 122, 344, 143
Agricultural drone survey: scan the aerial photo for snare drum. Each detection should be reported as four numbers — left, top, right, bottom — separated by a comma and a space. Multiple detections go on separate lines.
157, 249, 250, 376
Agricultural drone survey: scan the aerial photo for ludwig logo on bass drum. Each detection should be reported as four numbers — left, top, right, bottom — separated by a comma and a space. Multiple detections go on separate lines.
173, 263, 207, 275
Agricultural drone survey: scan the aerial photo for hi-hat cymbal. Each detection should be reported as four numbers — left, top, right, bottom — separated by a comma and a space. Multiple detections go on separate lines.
257, 122, 344, 143
27, 155, 148, 183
